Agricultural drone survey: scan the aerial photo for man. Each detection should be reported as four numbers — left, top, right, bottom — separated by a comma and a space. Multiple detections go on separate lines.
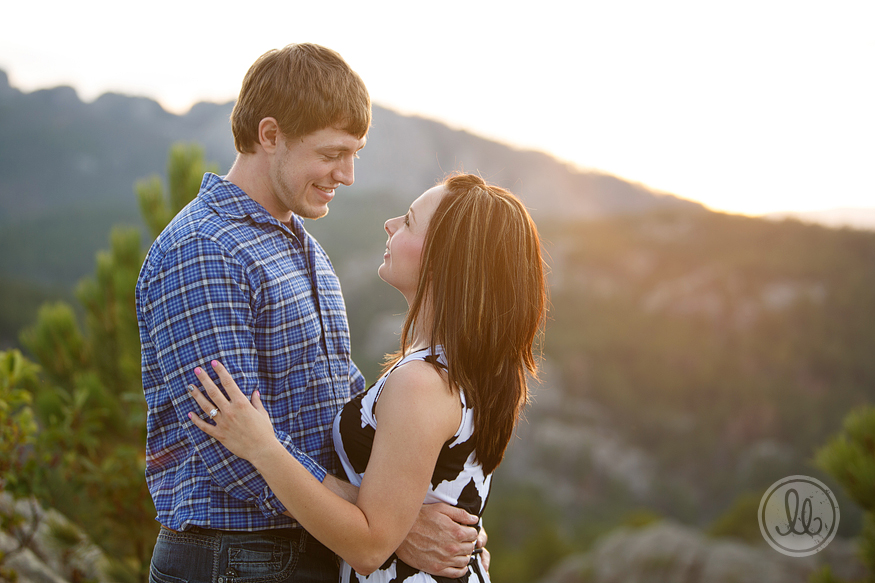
137, 44, 483, 583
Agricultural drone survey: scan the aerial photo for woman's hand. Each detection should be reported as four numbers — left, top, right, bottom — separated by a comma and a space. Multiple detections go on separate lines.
188, 360, 276, 465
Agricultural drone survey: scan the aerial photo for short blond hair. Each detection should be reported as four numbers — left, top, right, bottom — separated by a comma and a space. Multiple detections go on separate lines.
231, 43, 371, 153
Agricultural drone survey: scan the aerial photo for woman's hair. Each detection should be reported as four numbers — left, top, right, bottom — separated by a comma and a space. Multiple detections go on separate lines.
231, 43, 371, 153
388, 174, 548, 475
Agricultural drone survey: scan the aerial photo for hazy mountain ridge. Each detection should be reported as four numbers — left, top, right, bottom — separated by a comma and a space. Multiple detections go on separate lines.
0, 69, 698, 222
0, 70, 235, 219
766, 208, 875, 231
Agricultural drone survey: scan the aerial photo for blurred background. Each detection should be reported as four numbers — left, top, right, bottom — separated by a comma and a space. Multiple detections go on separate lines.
1, 2, 874, 583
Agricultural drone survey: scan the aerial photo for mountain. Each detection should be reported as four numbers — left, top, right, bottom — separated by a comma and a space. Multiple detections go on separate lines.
765, 208, 875, 231
0, 68, 698, 287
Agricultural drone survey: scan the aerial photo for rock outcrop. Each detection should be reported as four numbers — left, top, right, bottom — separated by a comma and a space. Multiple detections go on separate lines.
0, 493, 109, 583
538, 521, 866, 583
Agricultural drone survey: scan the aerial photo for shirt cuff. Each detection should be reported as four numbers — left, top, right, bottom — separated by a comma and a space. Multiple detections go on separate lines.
252, 433, 328, 518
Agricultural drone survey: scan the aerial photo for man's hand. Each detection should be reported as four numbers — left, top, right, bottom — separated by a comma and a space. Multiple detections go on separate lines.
396, 503, 482, 578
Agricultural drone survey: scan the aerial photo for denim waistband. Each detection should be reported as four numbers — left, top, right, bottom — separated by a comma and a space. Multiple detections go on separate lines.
160, 525, 335, 557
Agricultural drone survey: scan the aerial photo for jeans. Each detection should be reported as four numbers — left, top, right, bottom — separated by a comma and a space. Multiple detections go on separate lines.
150, 527, 339, 583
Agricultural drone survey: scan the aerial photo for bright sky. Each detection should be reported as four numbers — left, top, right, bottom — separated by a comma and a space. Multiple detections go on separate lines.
2, 0, 873, 216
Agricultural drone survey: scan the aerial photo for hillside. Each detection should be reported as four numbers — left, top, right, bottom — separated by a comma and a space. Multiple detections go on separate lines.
0, 69, 696, 286
2, 72, 874, 583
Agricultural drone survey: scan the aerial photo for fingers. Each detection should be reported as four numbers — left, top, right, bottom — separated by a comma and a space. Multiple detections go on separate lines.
187, 409, 218, 438
251, 390, 267, 414
436, 503, 479, 526
210, 360, 246, 402
475, 527, 487, 550
188, 383, 215, 416
432, 566, 469, 578
479, 547, 491, 573
193, 365, 227, 408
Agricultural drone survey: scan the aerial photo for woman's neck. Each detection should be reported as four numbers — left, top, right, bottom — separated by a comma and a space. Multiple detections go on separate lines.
405, 307, 435, 354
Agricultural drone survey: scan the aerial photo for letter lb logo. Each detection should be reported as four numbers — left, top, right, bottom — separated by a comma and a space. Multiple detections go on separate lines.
758, 475, 840, 557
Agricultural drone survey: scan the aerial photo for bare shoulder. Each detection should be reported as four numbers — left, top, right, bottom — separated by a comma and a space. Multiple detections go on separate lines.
387, 358, 449, 389
376, 359, 460, 437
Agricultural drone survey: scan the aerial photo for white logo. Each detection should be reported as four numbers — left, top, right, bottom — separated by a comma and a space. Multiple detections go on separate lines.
758, 475, 840, 557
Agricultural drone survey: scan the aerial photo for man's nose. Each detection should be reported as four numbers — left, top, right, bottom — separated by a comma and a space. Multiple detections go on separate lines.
333, 156, 355, 186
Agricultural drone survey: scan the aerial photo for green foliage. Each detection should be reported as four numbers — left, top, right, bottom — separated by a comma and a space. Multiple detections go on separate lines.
0, 350, 42, 580
7, 143, 211, 583
484, 487, 573, 583
17, 227, 154, 578
0, 350, 39, 495
809, 565, 845, 583
816, 407, 875, 511
137, 143, 218, 239
706, 492, 764, 544
544, 210, 875, 522
815, 405, 875, 582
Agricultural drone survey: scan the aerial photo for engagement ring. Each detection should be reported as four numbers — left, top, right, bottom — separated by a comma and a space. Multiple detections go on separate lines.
209, 408, 220, 419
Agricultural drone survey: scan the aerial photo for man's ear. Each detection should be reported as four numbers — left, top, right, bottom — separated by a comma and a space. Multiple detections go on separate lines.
258, 117, 280, 153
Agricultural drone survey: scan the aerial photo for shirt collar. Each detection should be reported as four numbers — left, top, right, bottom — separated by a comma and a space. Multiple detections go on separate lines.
197, 172, 305, 242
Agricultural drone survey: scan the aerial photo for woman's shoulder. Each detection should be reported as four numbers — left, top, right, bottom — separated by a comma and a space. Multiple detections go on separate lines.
384, 357, 450, 398
376, 353, 459, 437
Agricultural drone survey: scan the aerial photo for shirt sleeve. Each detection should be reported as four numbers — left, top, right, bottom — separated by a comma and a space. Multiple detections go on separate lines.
348, 359, 367, 398
141, 235, 327, 517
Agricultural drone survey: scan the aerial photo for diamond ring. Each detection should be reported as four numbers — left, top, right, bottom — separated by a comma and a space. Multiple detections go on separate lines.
209, 408, 220, 419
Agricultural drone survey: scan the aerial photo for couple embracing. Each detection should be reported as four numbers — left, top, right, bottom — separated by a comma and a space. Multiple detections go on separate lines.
136, 43, 547, 583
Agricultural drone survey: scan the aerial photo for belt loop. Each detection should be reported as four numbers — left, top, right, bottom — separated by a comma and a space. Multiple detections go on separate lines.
297, 530, 308, 554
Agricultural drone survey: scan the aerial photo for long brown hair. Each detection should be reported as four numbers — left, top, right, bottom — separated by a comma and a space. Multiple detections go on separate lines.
387, 174, 548, 474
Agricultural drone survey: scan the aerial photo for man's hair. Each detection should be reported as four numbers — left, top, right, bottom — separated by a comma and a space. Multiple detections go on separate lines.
387, 174, 548, 475
231, 43, 371, 153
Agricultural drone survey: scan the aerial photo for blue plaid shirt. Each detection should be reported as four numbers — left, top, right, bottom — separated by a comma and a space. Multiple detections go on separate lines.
136, 173, 365, 532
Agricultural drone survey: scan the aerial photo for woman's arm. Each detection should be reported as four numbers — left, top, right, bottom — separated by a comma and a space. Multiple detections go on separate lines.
189, 360, 462, 576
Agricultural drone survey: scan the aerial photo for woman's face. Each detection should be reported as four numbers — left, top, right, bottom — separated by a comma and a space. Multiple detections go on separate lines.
378, 185, 446, 302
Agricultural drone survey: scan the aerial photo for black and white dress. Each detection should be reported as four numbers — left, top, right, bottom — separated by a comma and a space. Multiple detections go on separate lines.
332, 346, 491, 583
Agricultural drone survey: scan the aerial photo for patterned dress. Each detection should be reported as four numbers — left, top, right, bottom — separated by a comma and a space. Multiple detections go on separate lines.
332, 347, 491, 583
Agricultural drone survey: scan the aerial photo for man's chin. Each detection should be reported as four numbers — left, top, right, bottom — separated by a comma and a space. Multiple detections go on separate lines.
296, 205, 330, 220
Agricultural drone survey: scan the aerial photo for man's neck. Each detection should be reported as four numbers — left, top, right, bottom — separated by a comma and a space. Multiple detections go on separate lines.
225, 153, 292, 223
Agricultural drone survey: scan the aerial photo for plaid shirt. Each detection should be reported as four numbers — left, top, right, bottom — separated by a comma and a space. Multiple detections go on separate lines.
136, 173, 365, 532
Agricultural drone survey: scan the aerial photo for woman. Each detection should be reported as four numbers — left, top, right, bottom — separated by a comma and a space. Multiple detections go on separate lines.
189, 174, 547, 582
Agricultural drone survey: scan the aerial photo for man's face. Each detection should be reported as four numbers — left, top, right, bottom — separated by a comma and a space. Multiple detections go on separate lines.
269, 127, 366, 220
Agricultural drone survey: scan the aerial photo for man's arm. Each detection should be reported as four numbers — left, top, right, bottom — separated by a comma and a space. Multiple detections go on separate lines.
142, 236, 329, 514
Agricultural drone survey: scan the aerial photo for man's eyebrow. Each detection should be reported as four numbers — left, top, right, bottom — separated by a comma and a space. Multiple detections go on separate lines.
318, 138, 366, 152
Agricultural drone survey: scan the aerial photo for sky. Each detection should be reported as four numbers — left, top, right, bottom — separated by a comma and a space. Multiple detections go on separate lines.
2, 0, 873, 216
